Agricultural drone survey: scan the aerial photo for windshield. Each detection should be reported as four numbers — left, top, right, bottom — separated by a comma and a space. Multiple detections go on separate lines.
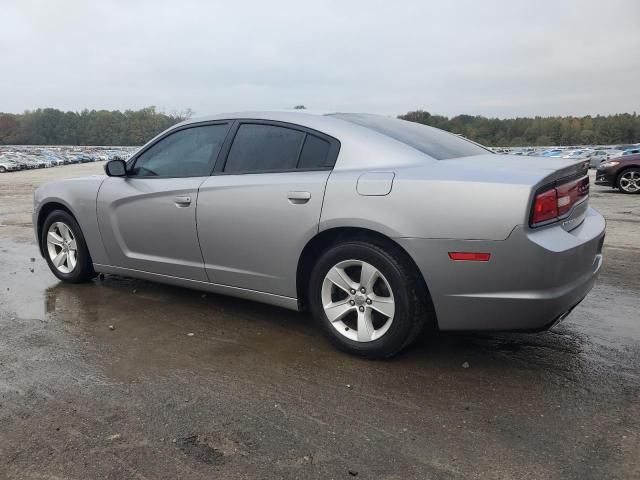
329, 113, 491, 160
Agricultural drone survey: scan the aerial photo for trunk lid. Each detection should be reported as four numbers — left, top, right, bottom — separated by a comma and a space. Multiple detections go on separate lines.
444, 154, 589, 186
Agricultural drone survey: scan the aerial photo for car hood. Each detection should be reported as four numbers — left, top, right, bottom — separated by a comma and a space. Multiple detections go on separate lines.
616, 153, 640, 163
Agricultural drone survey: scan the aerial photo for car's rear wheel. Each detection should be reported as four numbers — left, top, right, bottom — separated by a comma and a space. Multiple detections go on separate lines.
0, 166, 6, 173
617, 168, 640, 194
41, 210, 96, 283
308, 240, 429, 359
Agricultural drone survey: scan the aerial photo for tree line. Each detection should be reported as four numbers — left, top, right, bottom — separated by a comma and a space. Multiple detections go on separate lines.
0, 107, 188, 146
399, 110, 640, 147
1, 106, 638, 147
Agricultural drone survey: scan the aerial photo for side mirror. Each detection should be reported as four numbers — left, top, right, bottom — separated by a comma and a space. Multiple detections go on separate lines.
104, 159, 127, 177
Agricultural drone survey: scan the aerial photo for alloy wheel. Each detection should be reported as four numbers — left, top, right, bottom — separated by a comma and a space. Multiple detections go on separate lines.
46, 222, 78, 274
321, 259, 395, 342
619, 170, 640, 193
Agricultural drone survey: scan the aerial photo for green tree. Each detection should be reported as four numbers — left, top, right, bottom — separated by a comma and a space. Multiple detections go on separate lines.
0, 107, 186, 146
1, 107, 638, 147
398, 110, 640, 147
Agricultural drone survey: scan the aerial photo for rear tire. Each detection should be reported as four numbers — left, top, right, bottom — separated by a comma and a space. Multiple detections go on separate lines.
41, 210, 96, 283
617, 168, 640, 194
308, 240, 430, 359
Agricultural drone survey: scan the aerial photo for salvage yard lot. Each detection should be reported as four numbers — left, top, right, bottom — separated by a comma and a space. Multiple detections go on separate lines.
0, 163, 639, 479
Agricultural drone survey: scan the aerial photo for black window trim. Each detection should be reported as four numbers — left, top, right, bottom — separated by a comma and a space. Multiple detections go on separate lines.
125, 120, 233, 179
212, 119, 341, 175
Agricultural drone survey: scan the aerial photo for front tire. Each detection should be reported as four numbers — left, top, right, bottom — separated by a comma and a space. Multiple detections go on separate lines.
41, 210, 96, 283
617, 168, 640, 194
308, 240, 429, 359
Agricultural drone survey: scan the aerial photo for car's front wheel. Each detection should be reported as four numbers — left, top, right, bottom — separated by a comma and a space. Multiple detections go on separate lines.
41, 210, 96, 283
617, 168, 640, 194
308, 240, 429, 359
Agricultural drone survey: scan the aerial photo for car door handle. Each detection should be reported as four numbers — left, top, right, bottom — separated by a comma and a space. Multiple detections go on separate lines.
174, 195, 192, 207
287, 191, 311, 204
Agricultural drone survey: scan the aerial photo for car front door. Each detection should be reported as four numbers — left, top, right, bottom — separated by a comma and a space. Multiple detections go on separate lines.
97, 122, 231, 281
196, 121, 340, 298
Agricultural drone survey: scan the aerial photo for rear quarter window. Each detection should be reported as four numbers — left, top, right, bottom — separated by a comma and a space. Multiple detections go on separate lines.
298, 134, 332, 169
330, 113, 490, 160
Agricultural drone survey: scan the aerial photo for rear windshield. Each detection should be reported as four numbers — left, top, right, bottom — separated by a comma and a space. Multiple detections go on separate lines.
329, 113, 491, 160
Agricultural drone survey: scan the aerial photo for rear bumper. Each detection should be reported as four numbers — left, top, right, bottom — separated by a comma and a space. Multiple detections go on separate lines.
398, 207, 605, 331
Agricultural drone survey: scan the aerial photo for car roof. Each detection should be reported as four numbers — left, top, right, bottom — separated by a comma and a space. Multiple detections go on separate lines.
186, 110, 330, 121
176, 110, 351, 134
161, 111, 437, 169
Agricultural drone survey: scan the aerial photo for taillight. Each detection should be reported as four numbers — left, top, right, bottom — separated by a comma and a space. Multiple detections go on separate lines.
530, 176, 589, 226
532, 189, 558, 224
556, 177, 589, 216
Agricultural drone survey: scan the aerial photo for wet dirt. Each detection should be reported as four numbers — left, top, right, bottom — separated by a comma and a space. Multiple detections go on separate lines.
0, 164, 638, 479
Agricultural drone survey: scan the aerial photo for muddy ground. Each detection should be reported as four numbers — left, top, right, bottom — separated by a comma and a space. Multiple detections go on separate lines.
0, 164, 638, 479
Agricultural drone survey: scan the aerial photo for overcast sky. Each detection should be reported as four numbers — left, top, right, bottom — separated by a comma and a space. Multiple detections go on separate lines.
1, 0, 639, 118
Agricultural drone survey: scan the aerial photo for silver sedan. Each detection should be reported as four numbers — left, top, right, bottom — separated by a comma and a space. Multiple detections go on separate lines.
33, 112, 605, 358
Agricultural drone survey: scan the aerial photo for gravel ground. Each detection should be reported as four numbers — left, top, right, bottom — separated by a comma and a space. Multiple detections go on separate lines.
0, 163, 638, 479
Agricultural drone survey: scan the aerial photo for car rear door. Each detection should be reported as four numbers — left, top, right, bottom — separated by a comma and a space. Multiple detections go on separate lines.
97, 122, 231, 281
196, 120, 340, 298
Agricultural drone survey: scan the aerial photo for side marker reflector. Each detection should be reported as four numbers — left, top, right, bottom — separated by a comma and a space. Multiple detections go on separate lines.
448, 252, 491, 262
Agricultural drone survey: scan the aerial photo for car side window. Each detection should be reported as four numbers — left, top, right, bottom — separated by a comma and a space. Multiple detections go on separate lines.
298, 134, 332, 169
224, 124, 305, 173
130, 124, 228, 177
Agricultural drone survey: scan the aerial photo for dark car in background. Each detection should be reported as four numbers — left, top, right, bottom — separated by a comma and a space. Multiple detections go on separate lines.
74, 153, 94, 163
595, 153, 640, 194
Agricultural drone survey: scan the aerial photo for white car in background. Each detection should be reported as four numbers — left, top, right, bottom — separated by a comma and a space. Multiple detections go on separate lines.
562, 149, 591, 160
587, 149, 618, 168
0, 157, 21, 173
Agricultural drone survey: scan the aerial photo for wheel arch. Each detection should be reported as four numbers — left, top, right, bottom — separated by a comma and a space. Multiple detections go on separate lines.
296, 226, 434, 312
36, 201, 77, 256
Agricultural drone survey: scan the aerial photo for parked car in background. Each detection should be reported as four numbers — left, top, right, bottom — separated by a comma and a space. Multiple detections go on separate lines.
0, 146, 136, 172
43, 152, 65, 167
33, 111, 604, 358
11, 153, 38, 169
0, 157, 21, 173
563, 149, 591, 160
510, 149, 524, 155
541, 149, 564, 157
595, 153, 640, 194
74, 153, 94, 163
33, 154, 51, 168
65, 153, 82, 164
588, 150, 612, 168
622, 147, 640, 156
7, 155, 28, 170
